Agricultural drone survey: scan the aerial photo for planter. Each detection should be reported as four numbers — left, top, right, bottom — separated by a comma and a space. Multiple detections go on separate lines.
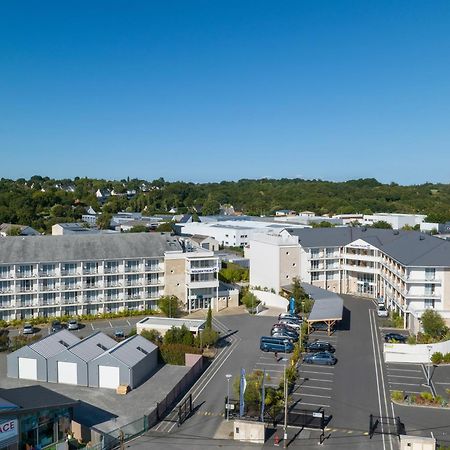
392, 399, 450, 410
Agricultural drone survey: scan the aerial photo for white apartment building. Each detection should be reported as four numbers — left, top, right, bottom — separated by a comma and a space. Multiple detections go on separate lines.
179, 220, 307, 247
247, 228, 450, 331
362, 213, 426, 229
0, 233, 219, 322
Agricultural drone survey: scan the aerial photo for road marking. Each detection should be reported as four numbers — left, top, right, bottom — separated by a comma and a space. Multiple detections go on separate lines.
387, 375, 424, 380
387, 368, 421, 373
369, 310, 387, 450
300, 370, 334, 376
299, 377, 333, 383
126, 319, 131, 326
90, 323, 94, 330
255, 362, 285, 367
292, 392, 331, 399
299, 402, 330, 408
435, 382, 450, 385
108, 321, 113, 328
300, 386, 332, 390
389, 382, 429, 387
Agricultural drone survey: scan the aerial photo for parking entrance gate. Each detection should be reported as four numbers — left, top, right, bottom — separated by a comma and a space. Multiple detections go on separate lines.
178, 394, 193, 426
369, 414, 404, 439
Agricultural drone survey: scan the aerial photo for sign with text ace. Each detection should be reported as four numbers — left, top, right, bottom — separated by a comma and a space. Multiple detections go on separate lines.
0, 419, 18, 442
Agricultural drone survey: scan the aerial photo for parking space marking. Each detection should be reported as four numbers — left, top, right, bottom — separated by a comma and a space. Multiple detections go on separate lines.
387, 375, 424, 380
299, 377, 333, 383
389, 382, 425, 387
255, 362, 284, 367
292, 392, 331, 399
108, 321, 113, 328
299, 385, 332, 390
435, 382, 450, 385
90, 323, 95, 330
387, 368, 421, 373
300, 370, 334, 376
126, 319, 131, 326
299, 402, 330, 408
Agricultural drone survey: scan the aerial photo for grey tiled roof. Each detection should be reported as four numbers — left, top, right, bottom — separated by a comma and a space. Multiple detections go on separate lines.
287, 227, 450, 266
30, 330, 80, 359
0, 233, 182, 264
68, 331, 117, 362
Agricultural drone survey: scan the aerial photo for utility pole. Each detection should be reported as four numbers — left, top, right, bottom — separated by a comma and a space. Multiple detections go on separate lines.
283, 343, 288, 448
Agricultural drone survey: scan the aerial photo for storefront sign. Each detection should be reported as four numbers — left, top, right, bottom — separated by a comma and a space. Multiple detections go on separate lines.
0, 419, 18, 442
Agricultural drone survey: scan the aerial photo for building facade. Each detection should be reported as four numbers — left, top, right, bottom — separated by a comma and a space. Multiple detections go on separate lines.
247, 228, 450, 330
0, 233, 219, 322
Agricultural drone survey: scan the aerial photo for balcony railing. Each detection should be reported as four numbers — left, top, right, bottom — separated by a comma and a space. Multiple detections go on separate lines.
125, 266, 141, 273
145, 265, 162, 272
15, 272, 36, 279
61, 270, 80, 276
38, 271, 57, 277
61, 284, 81, 291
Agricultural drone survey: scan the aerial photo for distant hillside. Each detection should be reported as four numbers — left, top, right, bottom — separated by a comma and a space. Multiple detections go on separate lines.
0, 176, 449, 233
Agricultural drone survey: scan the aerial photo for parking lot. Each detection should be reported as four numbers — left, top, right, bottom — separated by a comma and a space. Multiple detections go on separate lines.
385, 362, 433, 396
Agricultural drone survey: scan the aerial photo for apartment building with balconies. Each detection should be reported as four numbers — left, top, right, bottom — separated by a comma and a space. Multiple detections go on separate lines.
0, 233, 219, 322
249, 227, 450, 331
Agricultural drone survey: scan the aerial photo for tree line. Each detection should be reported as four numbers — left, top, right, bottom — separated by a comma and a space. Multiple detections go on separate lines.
1, 176, 449, 233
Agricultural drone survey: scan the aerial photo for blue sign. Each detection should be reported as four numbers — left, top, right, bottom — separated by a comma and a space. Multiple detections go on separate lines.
289, 297, 295, 314
239, 368, 246, 417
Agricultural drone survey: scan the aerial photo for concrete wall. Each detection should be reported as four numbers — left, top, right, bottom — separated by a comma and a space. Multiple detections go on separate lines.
384, 339, 450, 364
47, 351, 88, 386
233, 419, 265, 444
399, 435, 436, 450
6, 347, 48, 381
250, 289, 288, 310
164, 257, 187, 304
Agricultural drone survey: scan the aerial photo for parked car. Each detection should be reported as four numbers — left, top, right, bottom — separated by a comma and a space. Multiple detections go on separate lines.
114, 329, 125, 339
377, 305, 388, 317
384, 333, 407, 343
278, 313, 302, 322
22, 323, 34, 335
278, 319, 301, 330
271, 332, 296, 343
303, 351, 337, 365
51, 320, 63, 333
305, 341, 335, 353
271, 326, 299, 340
310, 321, 329, 332
377, 297, 385, 305
260, 336, 294, 353
67, 319, 79, 330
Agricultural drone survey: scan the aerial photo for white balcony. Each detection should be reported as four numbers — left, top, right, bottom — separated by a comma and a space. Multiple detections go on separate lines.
344, 252, 378, 262
404, 291, 441, 299
187, 266, 219, 274
343, 264, 377, 274
186, 280, 219, 289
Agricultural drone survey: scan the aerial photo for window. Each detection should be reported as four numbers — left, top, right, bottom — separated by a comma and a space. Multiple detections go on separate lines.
311, 260, 320, 270
424, 299, 435, 309
311, 272, 320, 281
425, 268, 436, 281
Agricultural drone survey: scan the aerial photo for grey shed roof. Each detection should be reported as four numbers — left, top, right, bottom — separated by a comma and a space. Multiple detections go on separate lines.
67, 331, 117, 362
30, 330, 80, 359
99, 335, 157, 367
0, 232, 182, 264
301, 283, 343, 322
286, 227, 450, 267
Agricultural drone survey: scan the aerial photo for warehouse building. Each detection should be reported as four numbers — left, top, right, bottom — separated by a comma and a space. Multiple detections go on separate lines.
47, 331, 117, 386
6, 330, 80, 381
88, 335, 158, 390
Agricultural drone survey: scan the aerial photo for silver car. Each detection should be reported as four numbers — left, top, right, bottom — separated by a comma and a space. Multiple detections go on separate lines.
23, 323, 34, 335
67, 319, 79, 330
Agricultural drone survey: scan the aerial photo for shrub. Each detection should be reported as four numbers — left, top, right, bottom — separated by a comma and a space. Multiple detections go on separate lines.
0, 329, 9, 351
241, 292, 260, 311
163, 325, 194, 346
10, 334, 42, 352
443, 353, 450, 364
198, 328, 219, 349
432, 352, 444, 365
420, 391, 434, 402
406, 335, 417, 345
391, 390, 404, 402
421, 310, 447, 339
140, 329, 162, 344
159, 343, 201, 365
157, 295, 182, 318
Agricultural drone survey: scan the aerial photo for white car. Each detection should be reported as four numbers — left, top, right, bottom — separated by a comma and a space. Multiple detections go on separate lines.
278, 319, 302, 330
377, 305, 388, 317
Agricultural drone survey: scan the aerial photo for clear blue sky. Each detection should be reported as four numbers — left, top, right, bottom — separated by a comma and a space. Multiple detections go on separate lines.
1, 1, 450, 184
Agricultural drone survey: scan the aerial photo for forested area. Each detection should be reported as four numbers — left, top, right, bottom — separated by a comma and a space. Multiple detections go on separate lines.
0, 176, 449, 233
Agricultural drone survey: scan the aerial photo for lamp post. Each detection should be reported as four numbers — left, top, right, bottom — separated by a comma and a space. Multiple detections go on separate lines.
226, 374, 232, 421
283, 342, 288, 448
427, 345, 432, 386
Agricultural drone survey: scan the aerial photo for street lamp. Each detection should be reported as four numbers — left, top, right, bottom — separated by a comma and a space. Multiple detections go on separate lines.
427, 345, 433, 386
283, 342, 288, 448
226, 374, 232, 421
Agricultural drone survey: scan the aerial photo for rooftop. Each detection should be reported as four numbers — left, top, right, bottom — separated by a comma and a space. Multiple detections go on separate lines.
0, 233, 182, 264
30, 330, 81, 359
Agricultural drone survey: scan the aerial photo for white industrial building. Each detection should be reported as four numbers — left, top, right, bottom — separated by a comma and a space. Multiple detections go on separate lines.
247, 228, 450, 331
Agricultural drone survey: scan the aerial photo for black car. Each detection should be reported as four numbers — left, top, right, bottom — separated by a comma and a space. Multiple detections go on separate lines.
51, 320, 63, 333
303, 351, 337, 366
384, 333, 407, 343
310, 321, 329, 332
305, 341, 335, 353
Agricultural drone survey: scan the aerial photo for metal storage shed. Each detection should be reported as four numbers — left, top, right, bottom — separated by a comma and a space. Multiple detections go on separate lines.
7, 330, 80, 382
47, 331, 117, 386
88, 335, 158, 390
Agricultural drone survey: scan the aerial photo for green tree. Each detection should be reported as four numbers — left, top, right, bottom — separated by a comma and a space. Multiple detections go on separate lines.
206, 305, 212, 329
241, 291, 260, 311
164, 325, 194, 346
156, 222, 173, 232
370, 221, 393, 229
421, 309, 447, 339
140, 329, 162, 344
128, 225, 148, 233
6, 226, 21, 236
96, 213, 112, 230
198, 328, 219, 348
157, 295, 182, 318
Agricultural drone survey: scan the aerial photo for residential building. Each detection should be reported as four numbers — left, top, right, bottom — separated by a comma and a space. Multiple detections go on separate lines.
275, 210, 297, 217
0, 233, 220, 322
182, 235, 220, 252
0, 224, 40, 237
52, 223, 101, 235
362, 213, 426, 229
247, 228, 450, 331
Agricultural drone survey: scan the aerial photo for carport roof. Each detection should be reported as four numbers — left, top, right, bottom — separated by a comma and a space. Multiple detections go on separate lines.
301, 283, 344, 322
30, 330, 80, 358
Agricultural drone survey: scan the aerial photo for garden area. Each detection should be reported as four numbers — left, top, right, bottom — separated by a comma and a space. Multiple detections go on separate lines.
391, 389, 450, 408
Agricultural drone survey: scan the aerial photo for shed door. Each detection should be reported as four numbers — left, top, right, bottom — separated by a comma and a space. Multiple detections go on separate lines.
58, 361, 78, 385
99, 365, 120, 389
18, 357, 37, 380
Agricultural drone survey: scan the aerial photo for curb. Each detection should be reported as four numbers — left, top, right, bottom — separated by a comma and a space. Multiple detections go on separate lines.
391, 399, 449, 410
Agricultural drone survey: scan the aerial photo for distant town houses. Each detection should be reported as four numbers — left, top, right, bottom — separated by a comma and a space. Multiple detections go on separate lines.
0, 223, 40, 237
